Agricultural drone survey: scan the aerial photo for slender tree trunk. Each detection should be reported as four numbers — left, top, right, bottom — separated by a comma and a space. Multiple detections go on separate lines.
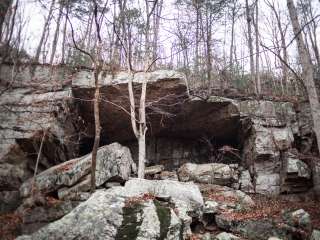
49, 1, 64, 65
90, 0, 103, 192
229, 1, 236, 75
152, 0, 163, 68
61, 3, 69, 64
254, 0, 261, 94
35, 0, 55, 63
270, 2, 289, 94
195, 4, 199, 74
206, 9, 212, 83
246, 0, 256, 93
287, 0, 320, 152
90, 69, 101, 192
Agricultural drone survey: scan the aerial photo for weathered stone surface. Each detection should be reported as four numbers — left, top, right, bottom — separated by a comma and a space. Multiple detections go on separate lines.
157, 171, 179, 181
124, 178, 203, 207
20, 143, 136, 198
0, 65, 79, 198
57, 175, 91, 200
280, 154, 312, 193
178, 163, 238, 186
203, 200, 219, 214
145, 165, 164, 175
312, 162, 320, 198
214, 232, 239, 240
283, 209, 311, 230
16, 179, 203, 240
239, 100, 297, 128
20, 201, 80, 235
0, 190, 21, 214
284, 156, 311, 178
311, 229, 320, 240
215, 216, 289, 240
255, 173, 280, 195
238, 170, 254, 193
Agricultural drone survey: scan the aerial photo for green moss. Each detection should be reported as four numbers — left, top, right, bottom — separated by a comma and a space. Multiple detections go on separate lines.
115, 203, 143, 240
154, 200, 171, 240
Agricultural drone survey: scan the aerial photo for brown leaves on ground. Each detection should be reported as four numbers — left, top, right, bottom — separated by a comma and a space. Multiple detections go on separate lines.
56, 160, 76, 171
46, 196, 61, 206
206, 191, 238, 205
222, 195, 320, 228
0, 213, 22, 240
124, 193, 156, 207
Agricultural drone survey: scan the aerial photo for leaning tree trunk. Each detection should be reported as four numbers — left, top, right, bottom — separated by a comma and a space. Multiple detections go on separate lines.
287, 0, 320, 152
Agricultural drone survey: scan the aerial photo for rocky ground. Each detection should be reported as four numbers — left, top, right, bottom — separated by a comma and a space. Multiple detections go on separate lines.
1, 65, 320, 239
0, 144, 319, 240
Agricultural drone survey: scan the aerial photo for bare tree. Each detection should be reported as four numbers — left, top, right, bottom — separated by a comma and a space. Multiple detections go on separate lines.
246, 0, 256, 93
68, 0, 105, 191
287, 0, 320, 152
49, 0, 64, 64
34, 0, 56, 63
254, 0, 261, 94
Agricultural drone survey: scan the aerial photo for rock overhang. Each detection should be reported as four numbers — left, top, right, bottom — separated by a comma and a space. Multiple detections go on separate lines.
71, 69, 242, 144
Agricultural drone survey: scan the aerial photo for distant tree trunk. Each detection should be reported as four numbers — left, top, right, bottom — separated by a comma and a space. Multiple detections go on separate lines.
205, 8, 212, 83
152, 0, 163, 68
273, 2, 289, 94
61, 3, 69, 64
254, 0, 261, 94
287, 0, 320, 152
49, 1, 64, 65
0, 0, 12, 39
35, 0, 55, 63
229, 0, 236, 75
195, 3, 200, 74
245, 0, 256, 93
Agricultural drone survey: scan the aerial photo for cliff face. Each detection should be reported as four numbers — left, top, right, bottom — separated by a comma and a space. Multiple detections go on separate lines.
0, 64, 319, 214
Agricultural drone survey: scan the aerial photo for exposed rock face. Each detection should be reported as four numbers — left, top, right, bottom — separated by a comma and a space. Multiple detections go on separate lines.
177, 163, 239, 186
1, 63, 319, 207
0, 64, 79, 213
20, 143, 136, 198
240, 100, 313, 195
281, 154, 312, 193
17, 179, 203, 240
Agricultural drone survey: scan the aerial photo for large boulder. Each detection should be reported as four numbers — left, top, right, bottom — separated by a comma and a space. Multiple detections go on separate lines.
16, 179, 204, 240
20, 143, 136, 198
280, 154, 312, 193
177, 163, 239, 186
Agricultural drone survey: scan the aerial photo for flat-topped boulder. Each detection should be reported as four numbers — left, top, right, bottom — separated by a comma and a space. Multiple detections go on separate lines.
17, 179, 204, 240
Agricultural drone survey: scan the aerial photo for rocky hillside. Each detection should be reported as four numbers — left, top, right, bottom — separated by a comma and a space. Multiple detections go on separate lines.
0, 64, 320, 239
